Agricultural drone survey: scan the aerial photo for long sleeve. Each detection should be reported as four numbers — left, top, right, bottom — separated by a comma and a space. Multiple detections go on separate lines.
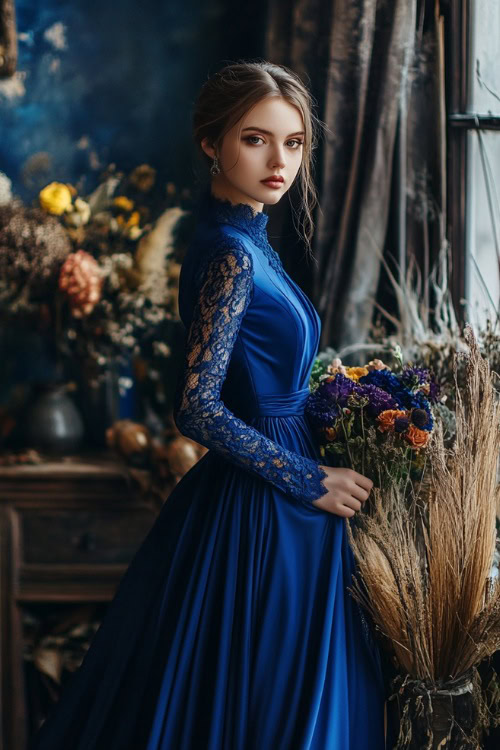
173, 241, 329, 507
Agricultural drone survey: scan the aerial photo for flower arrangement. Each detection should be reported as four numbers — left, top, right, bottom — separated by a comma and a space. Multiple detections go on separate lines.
305, 348, 443, 488
0, 165, 193, 446
33, 167, 188, 373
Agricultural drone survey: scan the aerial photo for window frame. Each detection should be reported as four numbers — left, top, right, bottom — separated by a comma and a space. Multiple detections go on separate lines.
445, 0, 500, 325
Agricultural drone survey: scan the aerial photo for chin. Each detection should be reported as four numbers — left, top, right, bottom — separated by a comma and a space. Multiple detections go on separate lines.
264, 194, 283, 206
257, 188, 284, 205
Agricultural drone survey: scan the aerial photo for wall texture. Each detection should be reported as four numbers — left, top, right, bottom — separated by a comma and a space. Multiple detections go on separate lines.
0, 0, 267, 202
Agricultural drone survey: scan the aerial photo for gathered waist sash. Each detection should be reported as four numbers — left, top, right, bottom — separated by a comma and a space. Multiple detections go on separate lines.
254, 387, 311, 417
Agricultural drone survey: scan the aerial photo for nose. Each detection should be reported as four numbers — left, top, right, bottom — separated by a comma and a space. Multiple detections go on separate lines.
268, 143, 286, 170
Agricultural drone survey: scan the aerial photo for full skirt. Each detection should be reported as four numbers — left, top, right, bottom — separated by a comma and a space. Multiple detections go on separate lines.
30, 413, 386, 749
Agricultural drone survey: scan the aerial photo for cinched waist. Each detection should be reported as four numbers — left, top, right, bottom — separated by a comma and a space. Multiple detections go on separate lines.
254, 387, 311, 417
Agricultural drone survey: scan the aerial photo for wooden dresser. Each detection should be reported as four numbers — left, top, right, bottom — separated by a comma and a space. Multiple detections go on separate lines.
0, 454, 160, 750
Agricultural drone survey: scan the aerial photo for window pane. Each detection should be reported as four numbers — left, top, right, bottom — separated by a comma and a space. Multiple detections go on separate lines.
468, 0, 500, 115
465, 130, 500, 332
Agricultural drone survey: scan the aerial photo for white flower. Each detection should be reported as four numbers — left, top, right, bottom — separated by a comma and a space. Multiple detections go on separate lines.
0, 172, 12, 205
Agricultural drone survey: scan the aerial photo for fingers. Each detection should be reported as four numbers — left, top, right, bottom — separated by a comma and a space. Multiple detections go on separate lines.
346, 497, 362, 512
350, 485, 369, 503
349, 469, 373, 494
340, 506, 356, 518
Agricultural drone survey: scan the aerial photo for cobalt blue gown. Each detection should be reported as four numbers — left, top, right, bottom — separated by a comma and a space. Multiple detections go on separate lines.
30, 188, 386, 749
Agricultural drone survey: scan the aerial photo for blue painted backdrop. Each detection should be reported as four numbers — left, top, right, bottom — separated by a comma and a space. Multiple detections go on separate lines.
0, 0, 267, 202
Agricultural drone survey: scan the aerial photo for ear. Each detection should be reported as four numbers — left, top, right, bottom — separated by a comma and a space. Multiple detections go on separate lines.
200, 137, 216, 160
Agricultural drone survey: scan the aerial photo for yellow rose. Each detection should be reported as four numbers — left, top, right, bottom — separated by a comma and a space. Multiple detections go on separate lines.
39, 182, 73, 215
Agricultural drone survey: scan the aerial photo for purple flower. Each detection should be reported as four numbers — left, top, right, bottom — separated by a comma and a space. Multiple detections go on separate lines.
428, 378, 441, 403
401, 366, 430, 387
320, 373, 357, 406
401, 366, 441, 404
305, 389, 340, 428
357, 384, 399, 417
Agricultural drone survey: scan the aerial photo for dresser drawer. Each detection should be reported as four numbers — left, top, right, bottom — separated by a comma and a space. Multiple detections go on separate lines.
16, 508, 157, 566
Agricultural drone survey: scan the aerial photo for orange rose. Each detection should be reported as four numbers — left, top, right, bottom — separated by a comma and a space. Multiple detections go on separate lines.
325, 426, 337, 441
376, 409, 407, 433
405, 424, 430, 449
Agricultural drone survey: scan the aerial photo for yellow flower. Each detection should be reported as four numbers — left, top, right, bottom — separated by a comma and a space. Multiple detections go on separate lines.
125, 210, 140, 228
345, 366, 369, 382
39, 182, 73, 215
113, 196, 135, 212
116, 211, 141, 239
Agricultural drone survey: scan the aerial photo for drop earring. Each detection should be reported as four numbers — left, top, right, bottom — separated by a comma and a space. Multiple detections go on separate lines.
210, 156, 220, 176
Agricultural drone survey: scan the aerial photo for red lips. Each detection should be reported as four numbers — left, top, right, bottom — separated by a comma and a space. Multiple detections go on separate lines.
262, 175, 284, 183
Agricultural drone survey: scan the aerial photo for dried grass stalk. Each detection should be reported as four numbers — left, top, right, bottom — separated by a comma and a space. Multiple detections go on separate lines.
346, 324, 500, 747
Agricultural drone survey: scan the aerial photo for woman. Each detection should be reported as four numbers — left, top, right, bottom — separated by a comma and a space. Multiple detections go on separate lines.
31, 60, 386, 749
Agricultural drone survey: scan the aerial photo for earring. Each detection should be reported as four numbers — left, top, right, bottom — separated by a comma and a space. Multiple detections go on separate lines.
210, 156, 220, 176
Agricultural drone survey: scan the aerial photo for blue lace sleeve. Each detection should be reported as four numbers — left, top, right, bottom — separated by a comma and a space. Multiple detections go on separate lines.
173, 241, 329, 507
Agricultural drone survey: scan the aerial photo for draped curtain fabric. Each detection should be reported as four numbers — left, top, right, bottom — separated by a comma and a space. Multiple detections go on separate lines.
265, 0, 446, 359
0, 0, 18, 78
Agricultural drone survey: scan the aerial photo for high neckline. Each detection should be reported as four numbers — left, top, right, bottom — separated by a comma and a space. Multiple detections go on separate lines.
200, 187, 270, 247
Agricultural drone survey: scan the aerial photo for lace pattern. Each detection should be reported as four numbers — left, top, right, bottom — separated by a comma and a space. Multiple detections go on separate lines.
203, 190, 287, 280
174, 236, 329, 506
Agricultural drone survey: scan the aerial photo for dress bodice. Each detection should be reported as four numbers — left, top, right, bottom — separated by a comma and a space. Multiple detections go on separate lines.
174, 187, 329, 507
178, 188, 322, 419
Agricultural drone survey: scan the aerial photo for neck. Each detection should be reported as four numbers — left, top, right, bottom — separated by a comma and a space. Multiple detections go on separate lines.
210, 181, 264, 215
201, 187, 270, 248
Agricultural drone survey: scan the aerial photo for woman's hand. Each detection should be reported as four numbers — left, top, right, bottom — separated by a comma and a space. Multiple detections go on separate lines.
311, 466, 373, 518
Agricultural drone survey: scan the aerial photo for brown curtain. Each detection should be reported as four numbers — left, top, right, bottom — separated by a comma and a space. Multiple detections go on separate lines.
0, 0, 17, 78
265, 0, 446, 360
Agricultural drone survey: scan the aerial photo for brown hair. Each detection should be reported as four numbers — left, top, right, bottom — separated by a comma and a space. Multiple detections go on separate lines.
192, 59, 327, 256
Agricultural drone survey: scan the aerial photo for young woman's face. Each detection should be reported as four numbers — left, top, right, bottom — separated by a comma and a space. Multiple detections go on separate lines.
201, 96, 305, 213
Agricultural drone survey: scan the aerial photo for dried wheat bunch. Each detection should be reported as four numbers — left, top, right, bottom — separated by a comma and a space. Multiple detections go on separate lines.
346, 325, 500, 747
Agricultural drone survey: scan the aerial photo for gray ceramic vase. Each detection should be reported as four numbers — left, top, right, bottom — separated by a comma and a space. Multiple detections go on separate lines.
24, 384, 85, 455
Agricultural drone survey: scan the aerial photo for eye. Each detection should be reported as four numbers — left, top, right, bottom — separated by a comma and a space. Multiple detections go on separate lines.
243, 135, 265, 145
286, 139, 304, 149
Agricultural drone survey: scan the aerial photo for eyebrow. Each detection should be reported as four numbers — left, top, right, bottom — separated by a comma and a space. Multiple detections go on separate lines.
241, 127, 305, 137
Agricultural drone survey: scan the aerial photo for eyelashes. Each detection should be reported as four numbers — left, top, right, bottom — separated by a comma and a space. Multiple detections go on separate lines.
243, 135, 304, 149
